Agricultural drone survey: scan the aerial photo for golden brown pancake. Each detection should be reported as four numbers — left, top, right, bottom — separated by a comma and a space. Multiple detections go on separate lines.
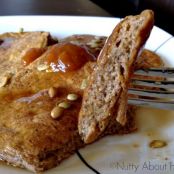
0, 32, 162, 172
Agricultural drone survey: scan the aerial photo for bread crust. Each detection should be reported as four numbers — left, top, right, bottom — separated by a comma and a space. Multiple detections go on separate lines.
78, 10, 154, 144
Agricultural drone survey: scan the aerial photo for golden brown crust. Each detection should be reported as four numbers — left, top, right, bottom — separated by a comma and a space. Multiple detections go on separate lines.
114, 10, 154, 124
78, 10, 154, 144
0, 34, 137, 172
0, 32, 50, 81
0, 27, 163, 172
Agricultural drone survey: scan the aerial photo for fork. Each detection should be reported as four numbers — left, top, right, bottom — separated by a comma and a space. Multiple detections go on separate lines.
128, 67, 174, 110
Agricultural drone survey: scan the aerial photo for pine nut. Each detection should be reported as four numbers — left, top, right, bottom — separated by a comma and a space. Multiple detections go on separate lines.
19, 27, 24, 33
37, 64, 49, 71
149, 140, 167, 148
48, 87, 57, 98
51, 106, 64, 119
0, 76, 8, 87
58, 102, 71, 109
67, 94, 78, 101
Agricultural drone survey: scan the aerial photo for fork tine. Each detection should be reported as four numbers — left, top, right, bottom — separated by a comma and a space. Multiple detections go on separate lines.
135, 67, 174, 78
128, 67, 174, 110
131, 79, 174, 89
129, 87, 174, 98
128, 97, 174, 110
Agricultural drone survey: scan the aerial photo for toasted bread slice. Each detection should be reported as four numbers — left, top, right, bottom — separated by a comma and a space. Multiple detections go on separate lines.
78, 10, 154, 143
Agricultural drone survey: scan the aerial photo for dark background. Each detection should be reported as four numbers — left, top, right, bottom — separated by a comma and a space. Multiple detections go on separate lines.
0, 0, 173, 35
90, 0, 174, 35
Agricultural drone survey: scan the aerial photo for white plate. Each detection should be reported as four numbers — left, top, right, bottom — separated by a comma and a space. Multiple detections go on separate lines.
0, 16, 174, 174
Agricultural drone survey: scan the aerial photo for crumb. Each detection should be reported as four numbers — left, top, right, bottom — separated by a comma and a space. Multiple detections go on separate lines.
149, 140, 167, 148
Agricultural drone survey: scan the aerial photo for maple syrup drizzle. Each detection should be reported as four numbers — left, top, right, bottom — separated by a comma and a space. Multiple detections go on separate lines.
22, 48, 46, 66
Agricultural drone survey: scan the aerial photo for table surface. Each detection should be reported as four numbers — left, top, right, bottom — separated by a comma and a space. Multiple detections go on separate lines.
0, 0, 111, 16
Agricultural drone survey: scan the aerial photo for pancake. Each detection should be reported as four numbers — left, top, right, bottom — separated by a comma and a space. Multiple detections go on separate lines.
0, 25, 162, 173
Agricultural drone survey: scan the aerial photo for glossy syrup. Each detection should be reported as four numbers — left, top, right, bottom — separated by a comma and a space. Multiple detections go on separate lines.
22, 48, 46, 66
46, 43, 95, 73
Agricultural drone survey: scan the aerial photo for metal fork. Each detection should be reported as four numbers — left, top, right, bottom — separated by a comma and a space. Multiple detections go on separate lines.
128, 67, 174, 110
